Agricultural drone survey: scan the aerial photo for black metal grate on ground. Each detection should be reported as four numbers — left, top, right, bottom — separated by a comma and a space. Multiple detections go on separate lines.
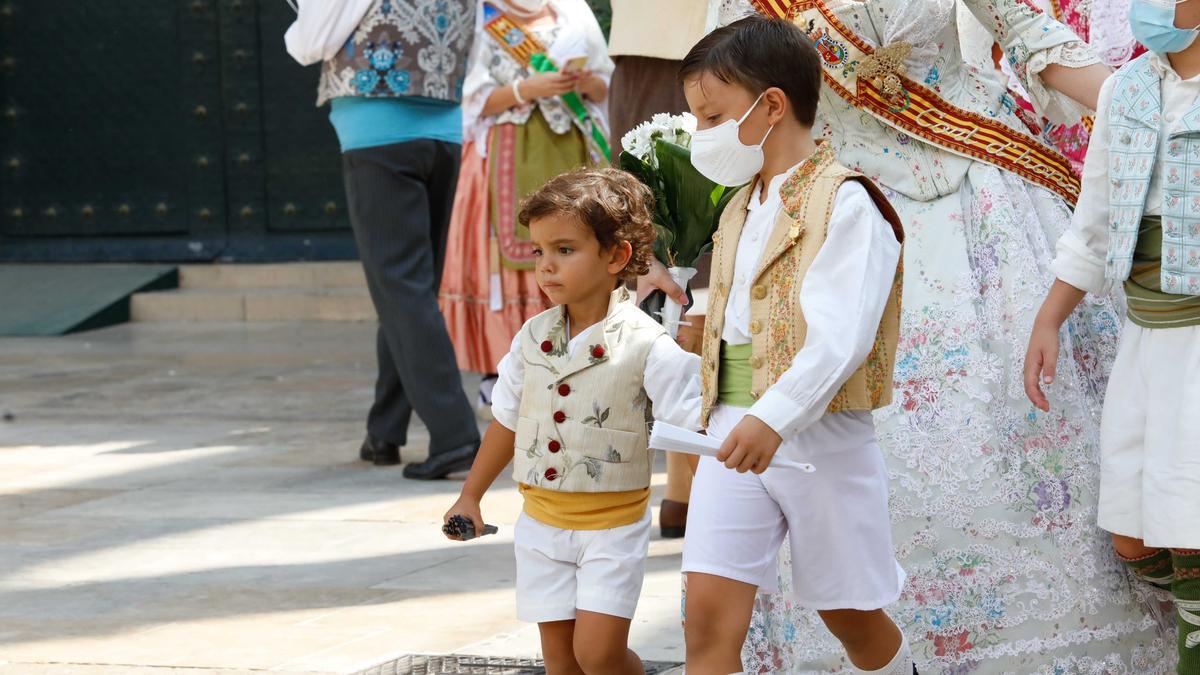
355, 654, 684, 675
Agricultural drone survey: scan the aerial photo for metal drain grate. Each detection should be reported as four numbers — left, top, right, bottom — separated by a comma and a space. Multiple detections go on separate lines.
355, 654, 684, 675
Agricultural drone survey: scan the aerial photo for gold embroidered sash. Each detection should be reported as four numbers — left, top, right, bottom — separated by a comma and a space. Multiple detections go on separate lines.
748, 0, 1082, 204
484, 4, 549, 64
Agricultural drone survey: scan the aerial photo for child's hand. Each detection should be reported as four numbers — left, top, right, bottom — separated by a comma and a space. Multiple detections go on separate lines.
717, 415, 783, 474
444, 495, 484, 542
1024, 321, 1060, 413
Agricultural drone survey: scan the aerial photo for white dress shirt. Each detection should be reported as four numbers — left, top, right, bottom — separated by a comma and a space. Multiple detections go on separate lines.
1053, 54, 1200, 295
492, 321, 703, 433
725, 166, 903, 440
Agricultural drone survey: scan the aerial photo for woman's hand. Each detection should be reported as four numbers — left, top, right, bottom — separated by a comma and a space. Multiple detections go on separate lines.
521, 71, 579, 100
575, 69, 607, 102
638, 258, 690, 305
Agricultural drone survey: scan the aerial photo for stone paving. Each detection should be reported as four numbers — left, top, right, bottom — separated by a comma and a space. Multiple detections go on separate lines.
0, 322, 686, 674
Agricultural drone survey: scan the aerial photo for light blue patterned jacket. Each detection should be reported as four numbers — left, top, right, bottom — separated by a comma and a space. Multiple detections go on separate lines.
1108, 52, 1200, 295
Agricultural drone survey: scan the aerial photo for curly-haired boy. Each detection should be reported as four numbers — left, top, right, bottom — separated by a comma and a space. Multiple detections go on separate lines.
445, 168, 703, 674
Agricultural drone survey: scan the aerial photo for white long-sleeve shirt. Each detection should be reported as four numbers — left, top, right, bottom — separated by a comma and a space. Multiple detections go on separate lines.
492, 322, 703, 433
1053, 54, 1200, 295
726, 166, 902, 440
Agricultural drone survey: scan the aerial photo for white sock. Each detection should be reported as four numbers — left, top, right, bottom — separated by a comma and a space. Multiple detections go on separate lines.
852, 634, 912, 675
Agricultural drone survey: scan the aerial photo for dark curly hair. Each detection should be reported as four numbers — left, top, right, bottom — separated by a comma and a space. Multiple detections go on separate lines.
518, 168, 657, 282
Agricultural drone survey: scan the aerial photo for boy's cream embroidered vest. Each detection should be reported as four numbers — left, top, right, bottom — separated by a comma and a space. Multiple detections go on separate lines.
512, 287, 666, 493
700, 145, 905, 426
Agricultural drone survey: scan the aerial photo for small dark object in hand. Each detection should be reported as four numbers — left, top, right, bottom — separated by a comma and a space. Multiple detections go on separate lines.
443, 514, 499, 541
638, 287, 694, 325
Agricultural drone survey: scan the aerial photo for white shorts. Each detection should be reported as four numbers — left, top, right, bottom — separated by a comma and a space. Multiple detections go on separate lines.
682, 405, 905, 610
514, 509, 651, 623
1099, 320, 1200, 548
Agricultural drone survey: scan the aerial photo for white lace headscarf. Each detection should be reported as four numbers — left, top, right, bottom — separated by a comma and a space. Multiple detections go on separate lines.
879, 0, 956, 82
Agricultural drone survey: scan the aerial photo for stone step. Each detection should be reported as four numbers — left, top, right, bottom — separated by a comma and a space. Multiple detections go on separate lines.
130, 287, 376, 322
178, 262, 366, 289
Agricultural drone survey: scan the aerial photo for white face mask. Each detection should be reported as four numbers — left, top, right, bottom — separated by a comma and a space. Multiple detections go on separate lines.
690, 93, 774, 187
507, 0, 548, 15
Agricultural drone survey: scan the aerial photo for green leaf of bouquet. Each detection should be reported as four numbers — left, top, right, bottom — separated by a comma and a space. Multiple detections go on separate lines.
654, 139, 726, 267
709, 184, 726, 207
618, 151, 651, 180
652, 223, 675, 265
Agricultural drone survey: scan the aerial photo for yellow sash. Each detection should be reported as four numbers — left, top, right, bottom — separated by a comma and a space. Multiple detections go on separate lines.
748, 0, 1082, 205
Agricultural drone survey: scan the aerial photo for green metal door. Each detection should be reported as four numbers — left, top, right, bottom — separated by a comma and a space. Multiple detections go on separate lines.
0, 0, 354, 262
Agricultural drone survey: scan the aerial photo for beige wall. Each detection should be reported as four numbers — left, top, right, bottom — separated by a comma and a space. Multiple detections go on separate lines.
607, 0, 709, 60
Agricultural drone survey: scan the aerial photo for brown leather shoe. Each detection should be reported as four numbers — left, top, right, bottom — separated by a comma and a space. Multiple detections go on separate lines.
660, 499, 688, 539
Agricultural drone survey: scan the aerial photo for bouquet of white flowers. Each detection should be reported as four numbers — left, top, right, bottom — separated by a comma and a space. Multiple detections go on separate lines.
621, 113, 696, 167
619, 112, 738, 337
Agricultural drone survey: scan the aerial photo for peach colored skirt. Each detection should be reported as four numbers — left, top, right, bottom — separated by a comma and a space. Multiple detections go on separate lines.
439, 140, 549, 375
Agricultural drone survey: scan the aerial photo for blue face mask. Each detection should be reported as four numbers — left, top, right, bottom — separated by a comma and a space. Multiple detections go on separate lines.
1131, 0, 1200, 54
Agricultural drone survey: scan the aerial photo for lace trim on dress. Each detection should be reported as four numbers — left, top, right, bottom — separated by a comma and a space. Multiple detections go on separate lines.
1023, 39, 1103, 122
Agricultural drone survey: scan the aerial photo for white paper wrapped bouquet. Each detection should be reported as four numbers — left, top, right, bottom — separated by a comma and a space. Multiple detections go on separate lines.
618, 112, 737, 337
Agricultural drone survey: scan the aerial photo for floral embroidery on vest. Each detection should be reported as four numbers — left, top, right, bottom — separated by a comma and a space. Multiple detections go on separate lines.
512, 287, 665, 492
317, 0, 474, 106
698, 144, 903, 426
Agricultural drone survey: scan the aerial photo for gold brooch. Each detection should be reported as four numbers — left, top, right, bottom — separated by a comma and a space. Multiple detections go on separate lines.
859, 41, 912, 99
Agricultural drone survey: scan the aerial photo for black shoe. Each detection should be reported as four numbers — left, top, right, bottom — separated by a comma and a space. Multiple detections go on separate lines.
402, 442, 478, 480
360, 436, 400, 466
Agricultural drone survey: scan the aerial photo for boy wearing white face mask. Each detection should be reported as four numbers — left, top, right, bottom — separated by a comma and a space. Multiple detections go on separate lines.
1026, 0, 1200, 670
677, 16, 911, 675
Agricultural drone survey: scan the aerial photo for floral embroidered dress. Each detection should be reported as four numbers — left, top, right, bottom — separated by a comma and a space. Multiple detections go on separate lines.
439, 0, 613, 374
709, 0, 1173, 672
981, 0, 1146, 175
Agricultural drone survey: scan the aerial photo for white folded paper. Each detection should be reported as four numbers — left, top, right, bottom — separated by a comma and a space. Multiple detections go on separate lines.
649, 422, 815, 473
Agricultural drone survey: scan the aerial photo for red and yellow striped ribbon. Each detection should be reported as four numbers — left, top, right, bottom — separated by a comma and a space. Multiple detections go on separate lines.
484, 8, 547, 67
748, 0, 1081, 204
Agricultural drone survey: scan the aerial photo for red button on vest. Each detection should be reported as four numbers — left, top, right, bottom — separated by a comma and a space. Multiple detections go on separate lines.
540, 340, 553, 353
553, 411, 566, 424
557, 383, 571, 396
591, 345, 605, 358
544, 467, 559, 481
548, 440, 561, 453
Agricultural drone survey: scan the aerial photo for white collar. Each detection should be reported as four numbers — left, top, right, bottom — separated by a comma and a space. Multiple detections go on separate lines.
1149, 51, 1200, 83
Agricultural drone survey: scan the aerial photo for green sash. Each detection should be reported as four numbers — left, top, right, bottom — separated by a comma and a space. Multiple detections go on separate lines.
718, 342, 756, 408
1125, 216, 1200, 328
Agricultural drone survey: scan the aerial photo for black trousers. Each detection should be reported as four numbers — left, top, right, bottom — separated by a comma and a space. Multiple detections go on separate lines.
342, 139, 480, 454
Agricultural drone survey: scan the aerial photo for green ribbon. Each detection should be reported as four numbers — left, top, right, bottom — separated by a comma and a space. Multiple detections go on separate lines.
529, 52, 612, 163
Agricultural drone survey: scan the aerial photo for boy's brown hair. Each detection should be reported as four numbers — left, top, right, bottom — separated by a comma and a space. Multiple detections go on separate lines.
518, 168, 656, 282
679, 15, 822, 126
